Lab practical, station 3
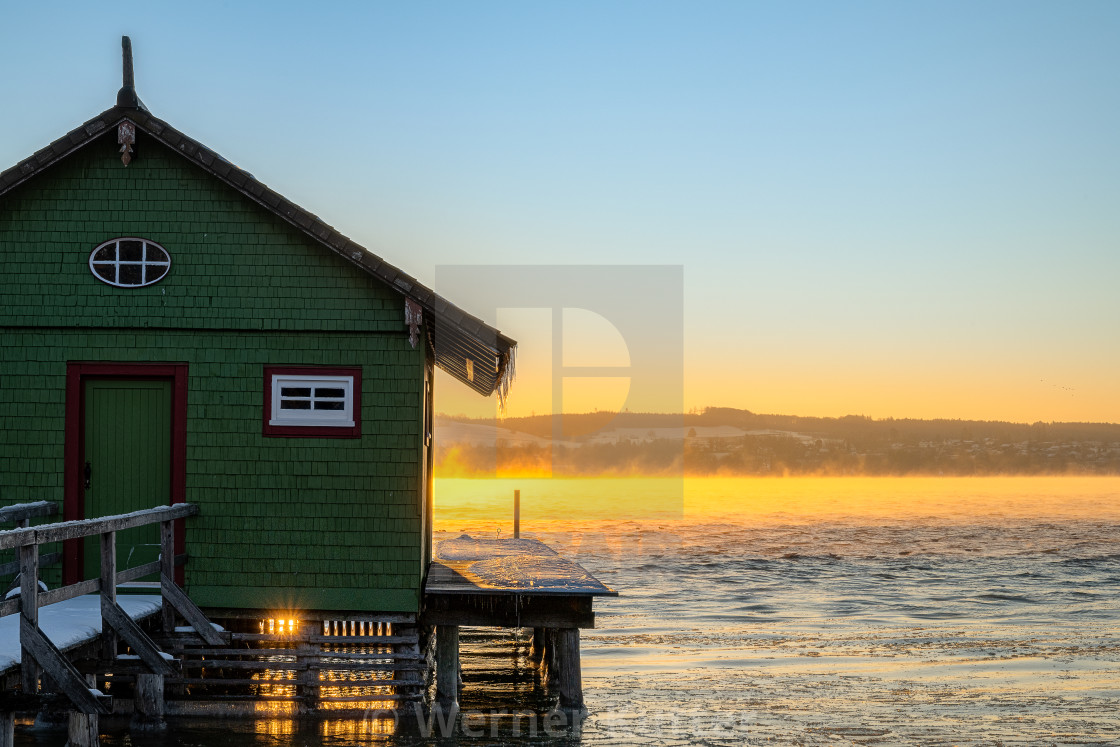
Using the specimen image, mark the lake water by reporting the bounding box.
[17,477,1120,745]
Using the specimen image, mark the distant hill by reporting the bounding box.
[434,408,1120,476]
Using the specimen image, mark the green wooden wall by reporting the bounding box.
[0,128,427,611]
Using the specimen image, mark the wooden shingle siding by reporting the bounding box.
[0,130,426,612]
[0,132,402,333]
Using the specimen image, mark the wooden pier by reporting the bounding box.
[2,506,616,744]
[422,535,617,716]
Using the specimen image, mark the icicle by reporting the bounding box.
[496,343,517,413]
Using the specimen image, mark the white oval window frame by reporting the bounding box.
[89,237,172,288]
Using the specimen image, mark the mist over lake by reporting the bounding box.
[19,480,1119,745]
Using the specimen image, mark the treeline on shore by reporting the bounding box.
[474,408,1120,445]
[434,409,1120,477]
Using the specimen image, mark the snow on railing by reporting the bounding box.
[1,502,61,593]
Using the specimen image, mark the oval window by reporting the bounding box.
[89,238,171,288]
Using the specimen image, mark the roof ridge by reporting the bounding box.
[0,102,516,403]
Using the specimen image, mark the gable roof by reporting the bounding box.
[0,95,516,405]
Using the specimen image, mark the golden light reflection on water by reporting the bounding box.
[249,631,404,722]
[251,702,395,738]
[320,713,397,737]
[316,699,395,712]
[251,665,297,698]
[252,699,298,723]
[434,475,1120,529]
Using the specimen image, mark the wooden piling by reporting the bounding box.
[555,628,585,716]
[67,675,100,747]
[435,625,459,706]
[0,711,14,747]
[531,627,546,660]
[296,641,319,707]
[131,674,165,731]
[546,628,560,688]
[514,490,520,539]
[67,711,98,747]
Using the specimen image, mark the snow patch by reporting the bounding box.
[173,622,225,633]
[5,580,49,599]
[117,651,175,661]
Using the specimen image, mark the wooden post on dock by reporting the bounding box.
[6,518,30,746]
[100,532,118,661]
[514,490,520,539]
[531,627,546,661]
[132,673,166,731]
[555,628,585,717]
[160,521,175,634]
[0,710,14,747]
[68,711,98,747]
[67,675,98,747]
[546,628,559,687]
[434,625,459,708]
[19,540,40,695]
[296,640,319,708]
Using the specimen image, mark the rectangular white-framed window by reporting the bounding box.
[271,375,354,427]
[263,367,361,438]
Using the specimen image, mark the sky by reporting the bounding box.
[2,1,1119,424]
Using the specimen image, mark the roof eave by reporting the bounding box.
[0,106,517,400]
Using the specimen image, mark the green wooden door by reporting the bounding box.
[83,380,172,581]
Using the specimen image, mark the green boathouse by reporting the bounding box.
[0,41,515,617]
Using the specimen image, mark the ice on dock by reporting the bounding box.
[438,535,558,562]
[469,555,599,590]
[429,534,615,596]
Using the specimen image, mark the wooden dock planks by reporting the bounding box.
[422,535,615,629]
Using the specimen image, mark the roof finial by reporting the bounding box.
[117,36,140,109]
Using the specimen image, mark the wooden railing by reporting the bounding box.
[0,501,56,525]
[0,501,60,590]
[0,502,220,716]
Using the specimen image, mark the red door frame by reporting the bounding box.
[64,362,189,586]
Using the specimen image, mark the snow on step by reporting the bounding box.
[173,622,225,633]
